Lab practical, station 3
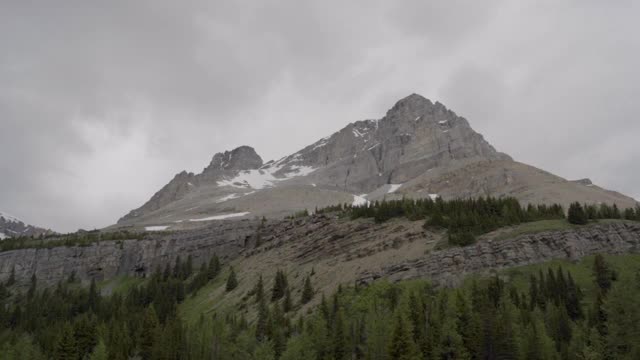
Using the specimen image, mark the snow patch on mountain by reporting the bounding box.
[189,212,250,222]
[216,193,241,203]
[217,164,317,190]
[0,211,22,224]
[352,194,369,206]
[388,184,402,193]
[145,225,170,231]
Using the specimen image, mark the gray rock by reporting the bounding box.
[357,222,640,285]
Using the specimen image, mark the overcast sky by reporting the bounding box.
[1,1,638,232]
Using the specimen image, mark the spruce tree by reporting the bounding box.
[333,311,348,360]
[255,297,270,341]
[565,272,583,320]
[54,323,78,360]
[301,275,314,305]
[592,254,616,294]
[226,267,238,292]
[89,339,108,360]
[568,202,588,225]
[139,306,160,360]
[255,275,265,304]
[207,254,221,280]
[73,314,97,356]
[283,288,292,313]
[271,270,288,301]
[388,312,420,360]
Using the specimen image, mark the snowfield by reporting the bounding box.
[189,212,250,222]
[217,164,317,190]
[352,194,369,206]
[145,225,170,231]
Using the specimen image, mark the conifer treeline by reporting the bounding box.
[0,254,221,359]
[0,229,147,252]
[319,197,640,246]
[1,253,639,359]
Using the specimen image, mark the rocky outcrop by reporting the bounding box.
[0,219,262,287]
[3,212,640,291]
[203,146,263,174]
[357,222,640,286]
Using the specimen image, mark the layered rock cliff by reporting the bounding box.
[2,215,639,290]
[358,221,640,285]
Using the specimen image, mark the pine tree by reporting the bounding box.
[388,312,420,360]
[568,202,588,225]
[333,311,348,360]
[255,275,265,304]
[54,323,78,360]
[593,254,616,294]
[603,273,640,358]
[271,270,288,301]
[89,339,108,360]
[207,254,221,280]
[73,314,97,356]
[301,275,314,305]
[254,340,276,360]
[139,306,160,360]
[565,272,584,320]
[256,296,270,341]
[225,267,238,292]
[283,288,292,313]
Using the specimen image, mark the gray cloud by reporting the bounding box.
[1,0,638,231]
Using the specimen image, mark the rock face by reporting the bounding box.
[2,212,640,290]
[358,222,640,286]
[0,219,262,287]
[203,146,264,173]
[115,94,637,229]
[0,211,53,239]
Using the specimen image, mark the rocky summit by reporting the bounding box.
[116,94,637,231]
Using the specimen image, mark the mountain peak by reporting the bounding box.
[386,93,451,120]
[205,146,263,173]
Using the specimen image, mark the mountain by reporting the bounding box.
[116,94,637,230]
[0,211,53,239]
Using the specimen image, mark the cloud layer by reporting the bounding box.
[1,1,638,231]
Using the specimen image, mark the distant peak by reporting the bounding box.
[205,145,263,172]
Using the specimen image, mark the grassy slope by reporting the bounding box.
[172,219,639,323]
[99,276,146,295]
[482,218,634,242]
[502,254,640,296]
